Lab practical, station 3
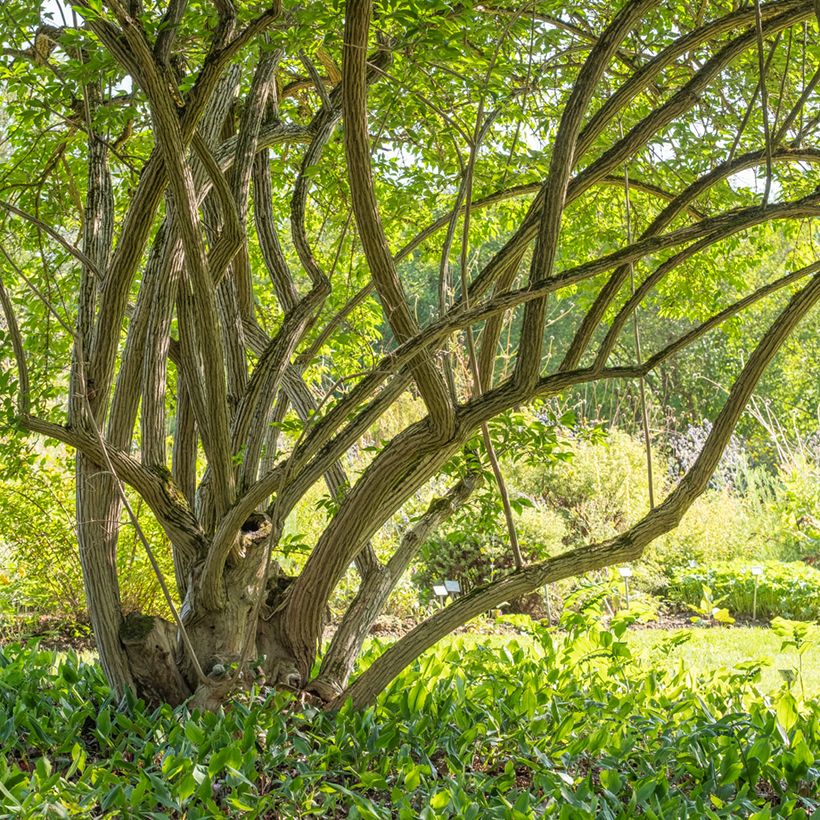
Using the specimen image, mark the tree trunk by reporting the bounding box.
[120,614,190,705]
[76,455,133,694]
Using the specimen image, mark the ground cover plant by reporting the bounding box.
[1,601,819,818]
[3,0,820,711]
[3,2,820,817]
[667,560,820,623]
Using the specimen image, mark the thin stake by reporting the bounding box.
[621,137,655,510]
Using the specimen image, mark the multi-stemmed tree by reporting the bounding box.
[1,0,820,708]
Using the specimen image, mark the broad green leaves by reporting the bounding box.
[2,605,820,816]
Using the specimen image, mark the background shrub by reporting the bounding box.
[666,560,820,622]
[3,424,819,625]
[0,446,175,624]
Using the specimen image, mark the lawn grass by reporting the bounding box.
[627,624,820,696]
[392,616,820,701]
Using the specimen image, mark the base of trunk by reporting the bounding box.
[118,573,306,708]
[120,613,192,706]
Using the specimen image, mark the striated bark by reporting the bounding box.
[4,0,819,710]
[120,614,191,706]
[311,471,481,698]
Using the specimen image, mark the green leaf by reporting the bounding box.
[429,790,450,810]
[776,693,799,733]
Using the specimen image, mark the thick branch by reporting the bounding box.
[343,0,454,438]
[312,470,481,696]
[20,415,204,564]
[514,0,659,390]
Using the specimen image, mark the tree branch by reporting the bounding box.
[0,266,29,416]
[340,270,820,708]
[342,0,454,438]
[514,0,660,390]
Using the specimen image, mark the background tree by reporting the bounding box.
[1,0,820,708]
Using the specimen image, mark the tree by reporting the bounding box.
[1,0,819,709]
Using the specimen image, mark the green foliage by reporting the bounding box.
[761,455,820,561]
[648,488,765,571]
[771,618,819,657]
[390,424,817,617]
[513,427,820,594]
[770,618,820,700]
[535,571,662,627]
[0,447,175,623]
[2,605,820,816]
[413,407,574,597]
[685,584,736,627]
[667,561,820,623]
[628,626,820,698]
[514,428,661,549]
[0,452,85,621]
[657,446,820,568]
[1,0,820,727]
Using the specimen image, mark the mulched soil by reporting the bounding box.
[0,615,96,653]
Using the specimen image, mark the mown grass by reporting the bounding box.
[628,625,820,697]
[446,618,820,697]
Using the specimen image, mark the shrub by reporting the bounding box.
[762,454,820,561]
[0,454,85,619]
[413,503,566,599]
[413,532,507,599]
[646,488,764,574]
[412,407,573,599]
[0,446,176,622]
[666,560,820,622]
[510,427,770,594]
[514,428,661,548]
[512,426,820,580]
